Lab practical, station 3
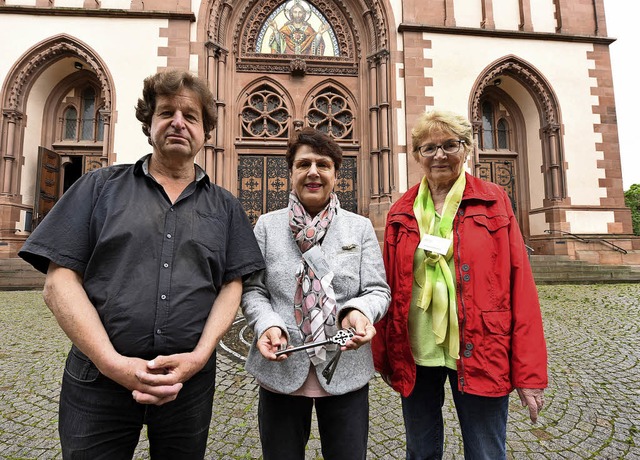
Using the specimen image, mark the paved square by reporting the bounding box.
[1,285,639,459]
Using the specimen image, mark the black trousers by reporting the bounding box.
[258,384,369,460]
[59,348,215,460]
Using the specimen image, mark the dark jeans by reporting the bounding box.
[402,366,508,460]
[258,384,369,460]
[59,348,216,460]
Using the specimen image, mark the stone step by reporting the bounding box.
[0,258,45,290]
[529,255,640,284]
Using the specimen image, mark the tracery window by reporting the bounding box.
[480,100,510,150]
[308,87,354,139]
[58,85,104,143]
[241,84,290,138]
[63,107,78,140]
[81,87,95,140]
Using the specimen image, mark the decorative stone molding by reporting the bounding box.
[4,35,112,113]
[235,61,358,76]
[471,55,558,126]
[2,110,24,124]
[289,58,307,76]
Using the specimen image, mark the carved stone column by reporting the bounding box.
[472,120,482,174]
[543,122,563,201]
[368,56,380,199]
[378,50,391,197]
[99,109,112,167]
[205,41,228,186]
[1,110,23,196]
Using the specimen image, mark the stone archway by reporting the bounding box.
[470,55,565,205]
[0,34,115,198]
[198,0,393,224]
[0,35,115,255]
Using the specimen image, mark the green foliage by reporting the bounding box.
[624,184,640,235]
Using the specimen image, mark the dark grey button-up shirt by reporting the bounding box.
[20,155,265,359]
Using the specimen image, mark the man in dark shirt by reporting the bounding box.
[19,70,265,459]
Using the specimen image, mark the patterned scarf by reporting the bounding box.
[289,190,339,364]
[413,171,466,360]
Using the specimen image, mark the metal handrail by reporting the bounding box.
[544,229,627,254]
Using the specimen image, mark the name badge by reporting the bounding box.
[302,245,332,279]
[418,234,451,256]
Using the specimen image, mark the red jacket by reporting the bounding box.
[372,174,548,397]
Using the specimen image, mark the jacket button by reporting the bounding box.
[458,209,464,216]
[463,350,472,358]
[462,274,470,282]
[461,264,470,272]
[465,342,473,350]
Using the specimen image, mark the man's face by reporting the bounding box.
[291,6,305,24]
[149,88,206,161]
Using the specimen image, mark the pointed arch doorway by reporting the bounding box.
[200,0,394,224]
[0,34,114,244]
[476,89,527,232]
[471,56,565,241]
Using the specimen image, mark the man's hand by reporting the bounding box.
[131,352,209,404]
[516,387,545,423]
[256,326,288,361]
[100,355,184,406]
[340,309,375,350]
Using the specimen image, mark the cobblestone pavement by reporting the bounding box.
[1,285,639,459]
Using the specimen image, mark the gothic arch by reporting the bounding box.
[471,55,560,127]
[236,0,358,59]
[0,34,116,199]
[3,34,114,113]
[203,0,388,57]
[470,55,566,203]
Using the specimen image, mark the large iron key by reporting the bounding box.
[274,327,355,357]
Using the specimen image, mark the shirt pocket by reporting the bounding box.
[470,214,510,232]
[481,309,512,335]
[192,210,227,253]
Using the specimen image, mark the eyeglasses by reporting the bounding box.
[293,159,334,172]
[417,140,465,157]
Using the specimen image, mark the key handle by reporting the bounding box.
[328,327,356,347]
[274,327,356,357]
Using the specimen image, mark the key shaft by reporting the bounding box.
[274,339,332,356]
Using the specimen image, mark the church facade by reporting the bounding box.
[0,0,635,264]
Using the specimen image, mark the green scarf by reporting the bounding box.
[413,171,466,360]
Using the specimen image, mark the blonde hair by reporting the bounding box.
[410,110,474,161]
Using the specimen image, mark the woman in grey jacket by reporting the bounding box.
[242,128,390,460]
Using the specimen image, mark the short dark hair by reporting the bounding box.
[135,69,218,141]
[285,127,343,171]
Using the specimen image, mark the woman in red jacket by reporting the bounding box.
[371,110,547,460]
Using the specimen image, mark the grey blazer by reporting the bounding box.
[241,205,390,395]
